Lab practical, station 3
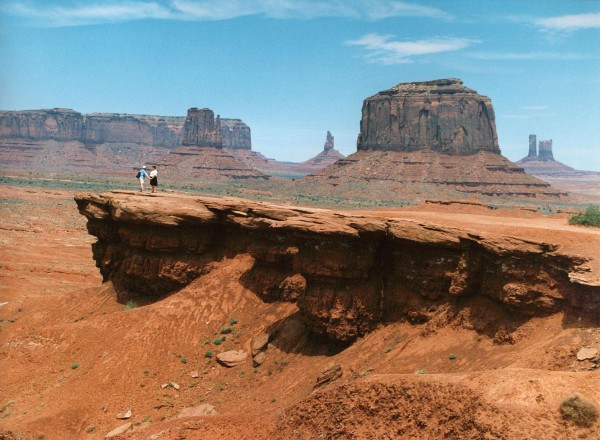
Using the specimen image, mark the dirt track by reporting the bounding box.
[0,185,598,439]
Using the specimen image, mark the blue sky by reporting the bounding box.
[1,1,599,170]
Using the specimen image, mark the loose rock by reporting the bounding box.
[253,351,267,367]
[177,403,218,418]
[251,333,270,356]
[315,364,343,389]
[216,350,248,367]
[576,347,598,361]
[116,409,131,419]
[105,422,132,438]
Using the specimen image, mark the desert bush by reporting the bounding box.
[560,394,599,427]
[221,326,234,334]
[213,338,223,345]
[205,351,213,358]
[569,206,600,228]
[123,300,138,310]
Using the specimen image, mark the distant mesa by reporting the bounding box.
[307,79,566,201]
[0,108,253,174]
[357,78,499,155]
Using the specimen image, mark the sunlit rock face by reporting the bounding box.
[357,79,500,155]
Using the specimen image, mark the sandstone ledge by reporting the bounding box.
[75,191,600,341]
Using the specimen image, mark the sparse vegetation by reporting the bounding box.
[560,394,599,427]
[123,300,138,310]
[71,363,79,369]
[569,206,600,228]
[180,358,187,364]
[417,369,428,375]
[230,318,238,325]
[449,353,456,360]
[385,346,392,353]
[213,338,223,345]
[205,351,213,358]
[221,326,234,334]
[85,425,95,433]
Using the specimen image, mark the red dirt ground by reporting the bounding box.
[0,185,598,439]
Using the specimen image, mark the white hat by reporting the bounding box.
[142,165,146,168]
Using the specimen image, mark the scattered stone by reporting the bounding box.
[177,403,218,418]
[105,422,132,438]
[190,370,199,378]
[116,409,131,419]
[314,364,343,389]
[253,351,267,367]
[251,333,270,356]
[216,350,248,367]
[576,347,598,361]
[161,381,180,390]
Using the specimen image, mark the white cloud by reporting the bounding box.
[536,12,600,31]
[347,33,477,64]
[3,1,173,26]
[2,0,453,26]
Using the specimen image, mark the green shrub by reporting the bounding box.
[221,326,234,334]
[71,363,79,369]
[569,206,600,228]
[560,394,599,427]
[230,318,238,325]
[205,351,213,358]
[180,358,187,364]
[213,338,223,345]
[123,300,138,310]
[449,353,456,360]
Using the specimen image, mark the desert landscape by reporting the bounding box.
[2,2,600,439]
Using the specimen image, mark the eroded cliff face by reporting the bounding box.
[75,192,599,342]
[357,79,500,155]
[0,108,252,150]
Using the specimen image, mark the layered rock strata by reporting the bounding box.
[305,150,566,200]
[0,108,252,150]
[75,192,599,343]
[181,108,222,148]
[357,79,499,154]
[221,118,252,150]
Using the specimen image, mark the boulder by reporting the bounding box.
[105,422,132,438]
[251,333,271,356]
[216,350,248,367]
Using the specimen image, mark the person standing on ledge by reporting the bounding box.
[137,165,149,192]
[149,165,158,193]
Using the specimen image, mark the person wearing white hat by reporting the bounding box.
[137,165,149,191]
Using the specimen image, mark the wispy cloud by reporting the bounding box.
[2,0,453,26]
[520,106,547,111]
[347,33,478,64]
[536,12,600,31]
[466,51,589,61]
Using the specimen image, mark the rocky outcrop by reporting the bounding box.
[324,130,334,151]
[181,108,222,148]
[357,79,499,155]
[0,109,85,141]
[0,108,185,147]
[0,108,253,150]
[221,118,251,150]
[75,192,599,343]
